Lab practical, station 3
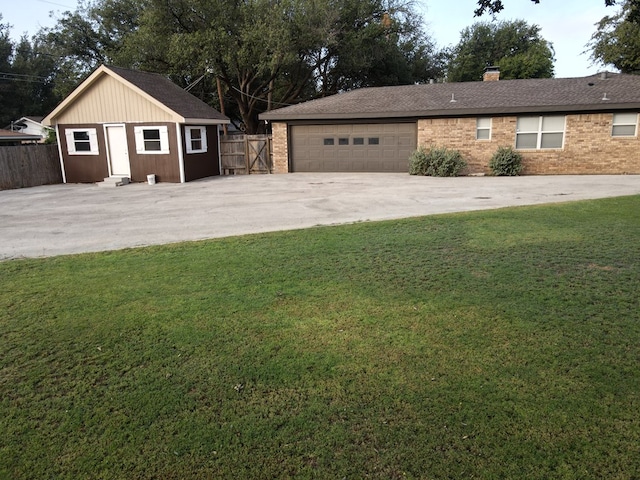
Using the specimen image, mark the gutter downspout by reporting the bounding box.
[54,124,67,183]
[176,123,185,183]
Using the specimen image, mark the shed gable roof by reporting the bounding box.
[44,65,229,125]
[260,73,640,121]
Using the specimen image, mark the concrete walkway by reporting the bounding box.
[1,173,638,259]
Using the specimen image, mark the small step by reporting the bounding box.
[98,176,130,187]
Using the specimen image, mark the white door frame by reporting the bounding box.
[104,123,131,177]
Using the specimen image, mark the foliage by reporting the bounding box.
[589,0,640,74]
[35,0,446,134]
[1,196,640,478]
[36,0,143,98]
[447,20,555,82]
[489,146,524,176]
[408,145,467,176]
[474,0,619,17]
[0,16,60,126]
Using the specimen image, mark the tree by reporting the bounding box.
[474,0,618,17]
[589,0,640,73]
[446,20,554,82]
[125,0,445,132]
[37,0,143,98]
[0,16,60,127]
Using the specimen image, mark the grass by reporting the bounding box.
[1,195,639,479]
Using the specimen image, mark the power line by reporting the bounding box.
[230,85,295,107]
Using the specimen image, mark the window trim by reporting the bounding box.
[612,113,638,137]
[65,128,99,155]
[185,126,208,154]
[134,126,170,154]
[515,115,565,150]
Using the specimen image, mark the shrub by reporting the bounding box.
[489,146,523,176]
[408,146,467,177]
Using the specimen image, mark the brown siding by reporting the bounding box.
[126,122,181,183]
[417,113,640,175]
[183,125,220,181]
[59,123,109,183]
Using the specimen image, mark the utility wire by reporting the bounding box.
[230,85,295,107]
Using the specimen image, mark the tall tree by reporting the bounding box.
[0,16,60,126]
[124,0,444,132]
[589,0,640,73]
[37,0,143,97]
[446,20,555,82]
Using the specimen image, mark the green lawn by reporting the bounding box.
[1,196,639,479]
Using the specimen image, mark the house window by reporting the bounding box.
[65,128,99,155]
[186,126,208,153]
[516,116,565,149]
[476,118,491,140]
[323,138,335,146]
[612,113,638,137]
[134,126,170,154]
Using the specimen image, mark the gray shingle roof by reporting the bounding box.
[107,66,228,121]
[260,73,640,121]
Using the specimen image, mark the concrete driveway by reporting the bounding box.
[1,173,639,259]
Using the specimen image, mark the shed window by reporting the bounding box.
[186,126,208,153]
[612,113,638,137]
[476,118,491,140]
[65,128,99,155]
[516,116,565,149]
[134,126,170,154]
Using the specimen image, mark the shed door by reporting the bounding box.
[106,125,131,177]
[290,123,417,172]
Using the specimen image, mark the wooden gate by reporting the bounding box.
[220,134,272,174]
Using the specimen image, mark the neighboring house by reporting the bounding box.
[43,65,230,183]
[0,130,42,145]
[260,69,640,175]
[5,116,52,142]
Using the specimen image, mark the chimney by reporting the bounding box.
[483,66,500,82]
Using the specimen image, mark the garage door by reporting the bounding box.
[290,123,417,172]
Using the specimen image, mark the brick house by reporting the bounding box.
[260,69,640,175]
[43,65,229,184]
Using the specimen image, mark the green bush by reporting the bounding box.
[489,146,523,176]
[408,146,467,177]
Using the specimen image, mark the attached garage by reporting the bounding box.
[290,123,417,172]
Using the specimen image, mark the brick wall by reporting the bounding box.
[417,113,640,175]
[271,122,289,173]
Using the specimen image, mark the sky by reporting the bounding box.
[1,0,620,78]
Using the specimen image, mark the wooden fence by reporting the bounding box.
[220,134,272,174]
[0,144,62,190]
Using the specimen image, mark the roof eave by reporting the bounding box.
[183,118,231,125]
[260,102,640,122]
